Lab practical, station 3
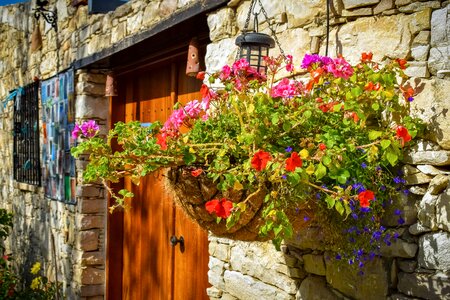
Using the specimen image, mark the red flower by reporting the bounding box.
[251,150,271,171]
[200,84,209,99]
[396,126,412,146]
[319,143,327,151]
[196,71,205,81]
[285,152,303,172]
[361,52,373,63]
[205,198,233,219]
[358,190,375,208]
[396,58,407,70]
[156,133,167,150]
[364,81,374,91]
[191,168,203,177]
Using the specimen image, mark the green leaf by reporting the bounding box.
[271,114,279,125]
[274,224,283,237]
[386,151,398,166]
[380,139,391,149]
[182,148,196,165]
[315,163,327,180]
[351,86,363,97]
[303,110,312,119]
[337,169,350,184]
[282,121,292,132]
[368,130,382,140]
[322,156,332,166]
[288,172,301,185]
[335,201,344,215]
[372,103,380,111]
[325,196,335,209]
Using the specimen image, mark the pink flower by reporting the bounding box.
[285,55,294,72]
[220,65,231,81]
[325,57,354,79]
[80,120,99,138]
[184,100,202,118]
[271,78,303,99]
[72,124,82,139]
[232,58,250,75]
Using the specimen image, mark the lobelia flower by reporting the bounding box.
[205,198,233,219]
[285,152,303,172]
[251,150,271,171]
[358,190,375,208]
[80,120,99,138]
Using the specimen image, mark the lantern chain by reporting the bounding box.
[256,0,285,58]
[236,0,257,60]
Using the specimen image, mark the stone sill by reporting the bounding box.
[13,182,43,193]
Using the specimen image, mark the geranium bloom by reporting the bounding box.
[396,58,407,70]
[72,123,82,139]
[358,190,375,207]
[285,152,303,172]
[156,133,167,150]
[325,57,354,79]
[396,126,412,146]
[271,78,302,99]
[191,168,203,177]
[361,52,373,63]
[80,120,99,138]
[285,54,294,72]
[251,150,271,171]
[301,54,332,69]
[220,65,231,81]
[205,198,233,218]
[184,100,202,118]
[319,143,327,151]
[196,71,205,80]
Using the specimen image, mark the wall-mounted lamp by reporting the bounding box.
[34,0,57,31]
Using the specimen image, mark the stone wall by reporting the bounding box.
[206,0,450,299]
[0,0,197,298]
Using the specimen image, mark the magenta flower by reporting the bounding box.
[232,58,250,75]
[72,124,82,139]
[271,78,303,99]
[220,65,231,81]
[325,57,354,79]
[184,100,202,118]
[80,120,99,138]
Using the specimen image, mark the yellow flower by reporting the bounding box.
[299,149,309,159]
[31,277,41,290]
[30,262,41,275]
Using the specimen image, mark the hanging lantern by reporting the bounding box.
[235,32,275,74]
[234,0,277,74]
[105,73,117,97]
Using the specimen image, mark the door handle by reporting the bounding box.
[170,235,185,253]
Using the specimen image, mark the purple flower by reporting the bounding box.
[361,162,367,169]
[393,176,403,184]
[303,216,310,221]
[281,175,287,179]
[403,189,410,195]
[380,185,386,191]
[80,120,99,138]
[285,146,293,153]
[348,259,354,265]
[72,124,82,139]
[351,213,358,220]
[301,54,322,69]
[394,209,402,216]
[372,231,382,240]
[408,96,414,102]
[375,166,382,171]
[358,261,364,268]
[360,207,371,213]
[397,216,405,225]
[335,254,342,260]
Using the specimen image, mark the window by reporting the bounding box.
[13,81,41,186]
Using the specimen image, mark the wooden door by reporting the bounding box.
[107,57,210,300]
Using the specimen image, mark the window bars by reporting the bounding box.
[13,81,41,186]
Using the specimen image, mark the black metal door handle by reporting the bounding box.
[170,235,185,252]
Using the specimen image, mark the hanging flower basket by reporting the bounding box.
[72,52,424,263]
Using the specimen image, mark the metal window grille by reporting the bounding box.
[13,81,41,186]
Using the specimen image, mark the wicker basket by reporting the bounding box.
[165,166,315,241]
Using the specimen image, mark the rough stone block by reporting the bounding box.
[430,6,449,47]
[76,215,104,230]
[404,172,433,185]
[208,256,225,289]
[77,200,106,214]
[82,251,105,266]
[223,270,293,300]
[411,45,430,61]
[436,187,450,231]
[397,259,417,273]
[286,0,326,28]
[404,151,450,166]
[418,192,439,230]
[80,284,105,297]
[409,8,432,35]
[427,175,449,195]
[374,0,394,15]
[75,95,109,120]
[303,254,326,276]
[380,239,418,258]
[398,1,441,13]
[325,257,388,300]
[428,46,450,75]
[76,230,100,251]
[342,7,373,17]
[298,276,337,300]
[207,8,237,42]
[81,267,104,285]
[398,272,450,300]
[412,30,431,46]
[342,0,380,9]
[418,232,450,270]
[409,222,432,235]
[417,165,450,176]
[404,61,430,78]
